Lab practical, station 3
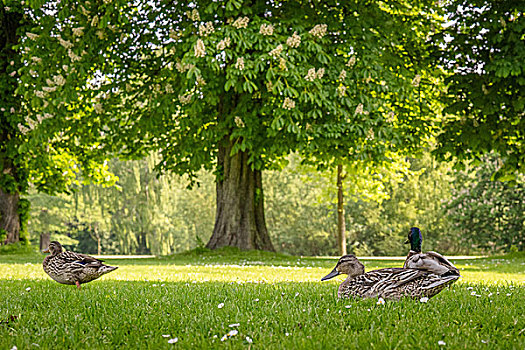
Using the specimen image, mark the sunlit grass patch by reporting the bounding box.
[1,250,524,349]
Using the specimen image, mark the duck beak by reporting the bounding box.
[321,267,340,281]
[42,248,50,253]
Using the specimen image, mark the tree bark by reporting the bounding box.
[206,137,275,251]
[337,164,347,256]
[40,233,50,251]
[0,188,20,244]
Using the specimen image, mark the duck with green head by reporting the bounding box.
[322,254,459,300]
[403,227,460,277]
[43,241,118,289]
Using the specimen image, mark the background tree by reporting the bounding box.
[435,1,525,179]
[20,0,443,250]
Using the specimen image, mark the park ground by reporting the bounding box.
[1,249,524,349]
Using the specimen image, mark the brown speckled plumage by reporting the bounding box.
[322,255,459,300]
[43,241,118,288]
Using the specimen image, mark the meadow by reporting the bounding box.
[1,249,524,349]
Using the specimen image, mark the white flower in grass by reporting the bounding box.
[227,330,238,336]
[221,335,227,341]
[229,323,240,327]
[217,302,225,309]
[344,305,352,309]
[254,298,259,302]
[438,340,446,346]
[25,287,31,291]
[286,32,301,48]
[466,286,473,290]
[285,332,290,336]
[419,297,429,303]
[162,334,170,338]
[194,39,206,58]
[376,297,385,305]
[10,346,17,350]
[167,338,178,344]
[246,336,253,343]
[309,24,327,38]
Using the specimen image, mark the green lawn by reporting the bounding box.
[1,249,524,349]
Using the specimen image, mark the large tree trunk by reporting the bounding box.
[206,137,275,251]
[0,188,20,244]
[337,164,347,255]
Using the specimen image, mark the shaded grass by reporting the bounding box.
[1,249,524,349]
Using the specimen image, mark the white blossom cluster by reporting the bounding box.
[31,56,42,64]
[169,29,181,40]
[93,103,104,114]
[72,27,84,37]
[80,5,90,16]
[196,76,206,86]
[279,57,287,71]
[282,97,295,110]
[234,116,245,128]
[269,44,283,58]
[91,15,99,27]
[217,37,231,50]
[26,32,39,40]
[194,39,206,57]
[165,84,174,93]
[179,93,193,105]
[186,9,200,21]
[355,103,364,115]
[309,24,327,38]
[58,36,74,49]
[412,74,421,87]
[266,81,273,92]
[96,30,105,40]
[175,61,195,73]
[286,32,301,48]
[259,23,274,35]
[68,49,81,62]
[346,56,356,67]
[42,86,57,92]
[339,69,347,81]
[232,17,250,29]
[53,75,66,86]
[235,57,245,70]
[199,22,215,36]
[337,85,347,97]
[305,68,324,81]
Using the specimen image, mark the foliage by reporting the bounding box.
[1,254,524,349]
[445,155,525,253]
[434,1,525,178]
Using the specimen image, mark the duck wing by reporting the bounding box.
[354,268,429,298]
[405,252,460,276]
[56,251,105,268]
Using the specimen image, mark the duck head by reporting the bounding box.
[42,241,63,255]
[405,227,422,253]
[321,254,365,281]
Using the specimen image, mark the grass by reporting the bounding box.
[1,249,524,349]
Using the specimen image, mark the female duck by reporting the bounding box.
[321,254,459,300]
[43,241,118,289]
[403,227,460,276]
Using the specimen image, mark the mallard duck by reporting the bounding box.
[43,241,118,289]
[321,255,459,300]
[403,227,460,276]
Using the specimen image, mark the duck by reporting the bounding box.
[42,241,118,289]
[321,254,459,300]
[403,227,460,277]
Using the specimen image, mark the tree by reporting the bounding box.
[434,1,525,179]
[20,0,443,250]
